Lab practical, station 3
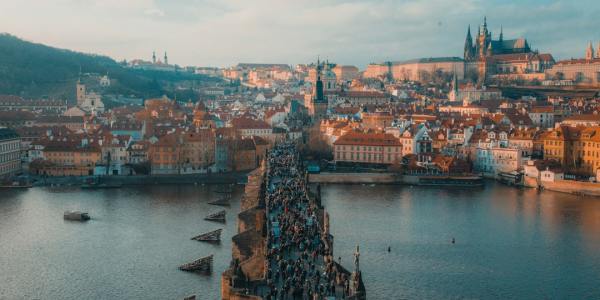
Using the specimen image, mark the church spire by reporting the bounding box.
[596,42,600,59]
[464,25,473,60]
[586,41,595,60]
[499,25,503,42]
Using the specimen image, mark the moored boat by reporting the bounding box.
[64,211,91,221]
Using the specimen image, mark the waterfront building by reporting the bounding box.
[127,141,150,165]
[179,129,216,173]
[333,131,402,165]
[95,135,132,176]
[34,140,101,176]
[508,128,541,158]
[232,138,257,171]
[0,128,21,179]
[473,145,522,176]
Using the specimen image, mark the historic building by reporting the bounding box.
[464,17,554,81]
[333,131,402,165]
[305,61,329,120]
[0,128,21,179]
[365,57,464,82]
[545,42,600,86]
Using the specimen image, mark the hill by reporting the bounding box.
[0,33,220,101]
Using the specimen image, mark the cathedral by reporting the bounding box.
[464,16,532,61]
[462,17,554,82]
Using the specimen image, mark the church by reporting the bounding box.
[463,17,554,81]
[464,17,531,61]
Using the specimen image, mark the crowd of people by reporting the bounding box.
[262,143,352,300]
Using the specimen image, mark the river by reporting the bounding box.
[321,182,600,299]
[1,183,600,299]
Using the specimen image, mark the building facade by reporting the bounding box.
[0,128,21,179]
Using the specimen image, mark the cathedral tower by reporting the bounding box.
[586,42,595,60]
[464,25,474,60]
[76,80,86,106]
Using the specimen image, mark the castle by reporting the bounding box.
[463,17,554,81]
[464,17,531,61]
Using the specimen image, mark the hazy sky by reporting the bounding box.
[1,0,599,68]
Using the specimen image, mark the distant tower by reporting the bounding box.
[311,61,328,120]
[586,42,595,60]
[486,42,493,56]
[596,42,600,59]
[464,25,474,60]
[499,25,503,42]
[76,80,86,106]
[152,51,156,64]
[164,52,168,65]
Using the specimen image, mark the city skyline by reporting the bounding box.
[1,0,600,68]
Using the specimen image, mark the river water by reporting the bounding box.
[1,183,600,299]
[321,182,600,299]
[0,185,241,300]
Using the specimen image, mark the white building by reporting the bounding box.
[528,106,554,128]
[473,145,522,176]
[80,92,105,114]
[0,128,21,179]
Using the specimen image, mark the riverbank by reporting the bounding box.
[524,176,600,197]
[308,172,484,187]
[28,172,249,187]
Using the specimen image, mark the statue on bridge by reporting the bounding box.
[354,245,360,273]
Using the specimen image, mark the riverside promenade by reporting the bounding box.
[221,143,365,300]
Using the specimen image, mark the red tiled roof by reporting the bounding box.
[334,131,401,146]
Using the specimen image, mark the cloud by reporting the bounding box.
[0,0,599,68]
[144,8,165,17]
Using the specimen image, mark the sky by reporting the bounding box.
[1,0,599,68]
